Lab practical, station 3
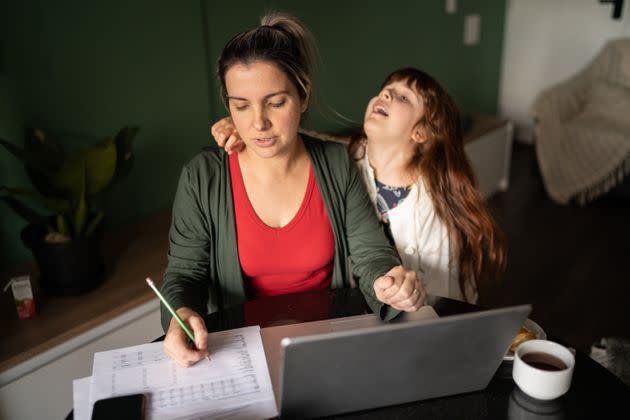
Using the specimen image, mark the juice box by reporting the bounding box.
[4,275,37,319]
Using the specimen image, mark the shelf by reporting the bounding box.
[0,211,171,375]
[464,115,509,145]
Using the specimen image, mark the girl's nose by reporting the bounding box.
[380,89,391,101]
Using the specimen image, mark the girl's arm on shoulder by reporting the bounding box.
[298,128,351,145]
[300,128,369,161]
[210,116,245,154]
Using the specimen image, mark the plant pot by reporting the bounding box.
[21,221,105,296]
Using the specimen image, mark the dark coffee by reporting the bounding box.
[521,352,568,371]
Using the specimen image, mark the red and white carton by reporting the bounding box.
[3,275,37,319]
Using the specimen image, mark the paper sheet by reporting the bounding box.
[88,326,277,420]
[72,376,92,420]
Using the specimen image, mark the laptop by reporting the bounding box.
[260,304,531,418]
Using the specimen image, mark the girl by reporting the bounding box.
[213,67,506,305]
[162,14,424,367]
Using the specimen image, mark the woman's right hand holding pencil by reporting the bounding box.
[164,307,209,367]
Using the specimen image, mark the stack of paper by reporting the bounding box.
[73,326,278,420]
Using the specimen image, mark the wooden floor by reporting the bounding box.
[485,142,630,352]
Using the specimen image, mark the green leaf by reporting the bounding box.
[57,214,71,236]
[2,132,62,175]
[0,195,45,224]
[73,162,88,237]
[45,153,85,198]
[85,136,117,196]
[0,186,72,214]
[26,168,68,199]
[85,210,104,237]
[0,137,26,162]
[17,127,69,197]
[4,125,138,238]
[23,127,64,172]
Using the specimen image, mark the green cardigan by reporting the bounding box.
[160,136,401,331]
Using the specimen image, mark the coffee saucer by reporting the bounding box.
[504,318,546,361]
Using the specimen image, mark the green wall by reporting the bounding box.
[1,1,211,269]
[0,74,28,269]
[0,0,28,269]
[0,0,506,269]
[206,0,507,129]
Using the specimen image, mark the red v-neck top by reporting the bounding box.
[229,152,334,299]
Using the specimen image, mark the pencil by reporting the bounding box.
[145,277,210,361]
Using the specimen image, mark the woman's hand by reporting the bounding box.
[210,116,245,154]
[373,265,426,312]
[163,307,209,367]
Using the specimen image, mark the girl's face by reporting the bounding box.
[225,60,308,159]
[363,79,425,144]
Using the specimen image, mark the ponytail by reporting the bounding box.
[217,12,317,105]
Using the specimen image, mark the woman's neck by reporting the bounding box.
[240,137,308,182]
[366,137,416,187]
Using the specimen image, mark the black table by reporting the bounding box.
[202,288,630,419]
[69,289,629,419]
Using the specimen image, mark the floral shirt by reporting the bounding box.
[374,178,412,223]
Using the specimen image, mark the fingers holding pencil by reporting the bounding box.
[146,277,210,367]
[164,307,209,367]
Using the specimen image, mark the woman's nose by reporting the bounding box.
[380,89,391,101]
[253,108,270,131]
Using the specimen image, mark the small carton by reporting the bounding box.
[3,275,37,319]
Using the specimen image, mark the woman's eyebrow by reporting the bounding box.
[227,90,289,102]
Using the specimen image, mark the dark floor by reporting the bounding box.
[485,142,630,353]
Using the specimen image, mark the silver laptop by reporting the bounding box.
[260,304,531,418]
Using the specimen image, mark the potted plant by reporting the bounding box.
[0,125,138,296]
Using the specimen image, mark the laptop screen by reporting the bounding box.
[264,304,530,418]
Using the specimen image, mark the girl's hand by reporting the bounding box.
[163,307,209,367]
[373,265,426,312]
[210,117,245,154]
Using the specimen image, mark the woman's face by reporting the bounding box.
[363,79,425,144]
[225,60,307,159]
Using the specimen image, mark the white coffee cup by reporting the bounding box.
[512,339,575,400]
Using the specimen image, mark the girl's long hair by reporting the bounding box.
[355,68,506,301]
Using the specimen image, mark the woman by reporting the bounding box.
[213,68,506,305]
[161,13,425,367]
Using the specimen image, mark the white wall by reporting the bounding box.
[499,0,630,142]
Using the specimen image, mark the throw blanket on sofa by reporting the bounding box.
[531,38,630,204]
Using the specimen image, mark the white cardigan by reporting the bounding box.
[356,147,477,303]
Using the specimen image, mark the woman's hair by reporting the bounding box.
[354,67,506,301]
[217,12,316,105]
